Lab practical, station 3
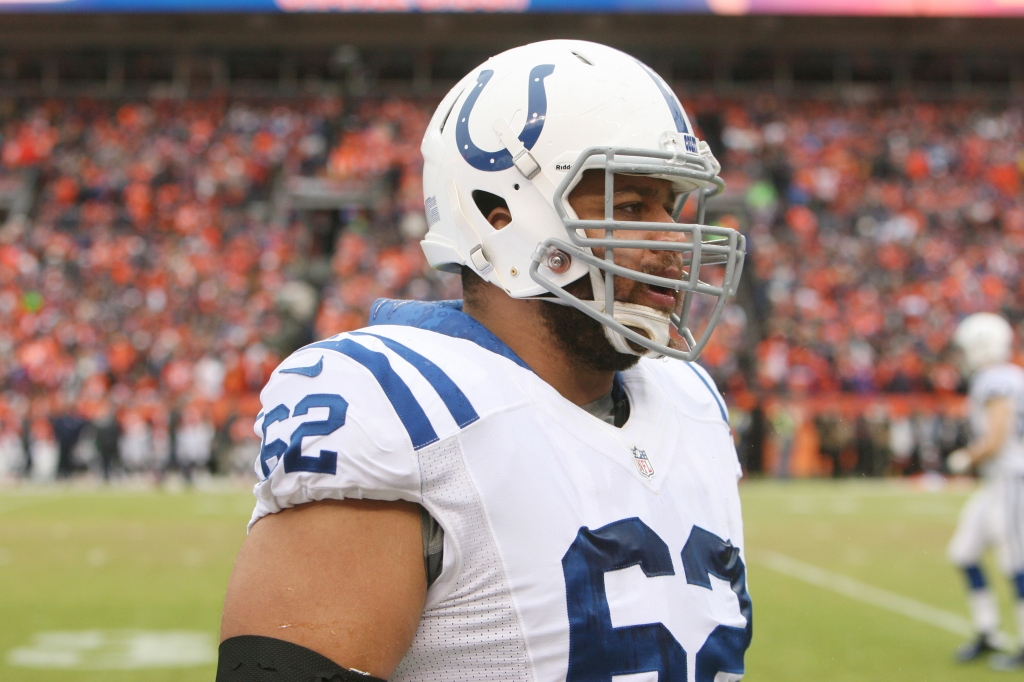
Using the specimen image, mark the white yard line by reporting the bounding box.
[757,551,973,637]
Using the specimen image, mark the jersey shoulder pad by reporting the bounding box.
[253,324,522,516]
[252,330,469,526]
[638,358,730,426]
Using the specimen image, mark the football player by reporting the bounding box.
[217,40,750,682]
[946,312,1024,669]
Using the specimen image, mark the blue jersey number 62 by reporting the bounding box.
[258,394,349,478]
[562,517,752,682]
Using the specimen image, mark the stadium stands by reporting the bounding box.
[1,91,1020,479]
[0,96,452,479]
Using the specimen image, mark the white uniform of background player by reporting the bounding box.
[220,40,750,682]
[947,313,1024,668]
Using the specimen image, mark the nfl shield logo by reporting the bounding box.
[631,446,655,479]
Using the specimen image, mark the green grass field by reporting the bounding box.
[0,479,1019,681]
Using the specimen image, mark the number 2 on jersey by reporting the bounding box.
[562,518,751,682]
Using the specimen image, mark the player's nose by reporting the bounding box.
[638,203,684,243]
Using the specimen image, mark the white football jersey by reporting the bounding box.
[970,363,1024,478]
[251,299,751,682]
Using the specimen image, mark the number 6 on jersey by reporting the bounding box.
[563,518,751,682]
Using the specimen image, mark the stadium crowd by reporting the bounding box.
[1,92,1022,480]
[0,96,454,482]
[698,97,1024,399]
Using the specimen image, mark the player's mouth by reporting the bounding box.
[637,266,682,311]
[642,283,678,310]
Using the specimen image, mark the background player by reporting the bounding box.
[947,312,1024,670]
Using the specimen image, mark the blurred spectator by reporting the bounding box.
[29,418,57,481]
[48,400,88,478]
[0,418,25,479]
[211,413,237,475]
[153,409,173,477]
[939,405,970,472]
[93,401,121,482]
[175,404,213,484]
[730,395,767,475]
[119,411,151,474]
[742,400,767,475]
[769,402,799,478]
[228,416,261,475]
[854,415,874,476]
[815,410,849,477]
[914,412,942,473]
[888,411,916,474]
[862,405,891,476]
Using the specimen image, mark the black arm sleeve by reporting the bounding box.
[216,635,386,682]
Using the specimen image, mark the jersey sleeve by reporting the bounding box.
[972,366,1024,405]
[248,340,423,530]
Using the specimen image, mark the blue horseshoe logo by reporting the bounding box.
[456,64,555,172]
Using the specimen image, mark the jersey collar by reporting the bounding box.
[369,299,532,371]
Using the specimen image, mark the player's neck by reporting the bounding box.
[463,290,615,407]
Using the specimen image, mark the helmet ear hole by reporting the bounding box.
[472,190,511,228]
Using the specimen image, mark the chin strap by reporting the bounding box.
[584,266,671,358]
[604,303,672,356]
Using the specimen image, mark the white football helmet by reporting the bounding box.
[954,312,1013,372]
[420,39,744,361]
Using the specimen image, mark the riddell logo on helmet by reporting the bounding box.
[555,163,572,171]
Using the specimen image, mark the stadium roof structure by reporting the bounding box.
[0,13,1022,97]
[0,12,1022,51]
[2,0,1024,15]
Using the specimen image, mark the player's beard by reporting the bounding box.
[538,275,641,373]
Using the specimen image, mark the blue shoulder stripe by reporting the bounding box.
[685,363,729,424]
[307,338,439,450]
[352,332,480,429]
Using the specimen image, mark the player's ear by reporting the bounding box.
[487,207,512,230]
[472,190,511,230]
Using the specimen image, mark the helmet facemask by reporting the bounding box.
[529,142,746,363]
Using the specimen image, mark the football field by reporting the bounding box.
[0,479,1018,681]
